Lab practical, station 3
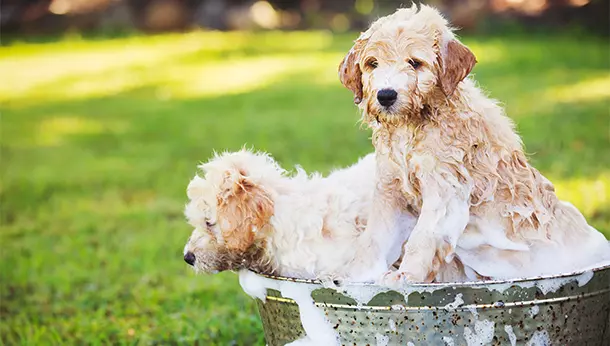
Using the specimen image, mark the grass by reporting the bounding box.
[1,30,609,345]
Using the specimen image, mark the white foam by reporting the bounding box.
[443,293,464,310]
[339,285,392,306]
[587,258,610,269]
[339,267,597,315]
[375,333,389,346]
[400,285,446,304]
[443,336,455,346]
[285,337,314,346]
[534,271,593,294]
[463,319,495,346]
[238,270,340,346]
[504,325,517,346]
[576,270,594,286]
[466,305,479,318]
[529,305,540,318]
[526,330,550,346]
[238,270,267,300]
[340,283,442,306]
[388,318,396,332]
[489,270,595,295]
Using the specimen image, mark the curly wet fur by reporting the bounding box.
[183,149,419,282]
[339,5,610,283]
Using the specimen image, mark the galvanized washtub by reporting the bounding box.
[246,264,610,346]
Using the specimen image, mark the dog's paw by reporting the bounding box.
[379,267,434,287]
[378,270,418,288]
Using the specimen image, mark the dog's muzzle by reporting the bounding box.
[377,89,398,107]
[184,251,196,266]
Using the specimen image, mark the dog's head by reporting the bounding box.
[339,5,477,125]
[183,150,283,274]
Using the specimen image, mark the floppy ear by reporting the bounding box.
[338,38,368,104]
[216,169,274,252]
[437,38,477,97]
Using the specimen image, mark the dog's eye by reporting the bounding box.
[365,58,378,70]
[206,221,216,228]
[408,59,422,69]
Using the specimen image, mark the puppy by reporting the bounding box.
[338,5,610,283]
[182,149,418,282]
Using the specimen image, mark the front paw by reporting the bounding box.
[378,270,418,288]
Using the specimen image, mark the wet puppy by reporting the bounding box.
[339,5,610,284]
[183,149,418,282]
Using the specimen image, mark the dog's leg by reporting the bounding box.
[364,159,416,280]
[383,156,471,284]
[365,190,409,276]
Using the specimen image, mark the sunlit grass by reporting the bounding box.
[545,75,610,103]
[2,53,346,102]
[1,31,608,345]
[34,116,124,146]
[0,31,337,103]
[553,174,610,231]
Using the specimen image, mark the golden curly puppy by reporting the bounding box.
[339,5,610,284]
[182,149,420,283]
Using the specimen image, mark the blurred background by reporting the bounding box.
[1,0,608,344]
[2,0,609,34]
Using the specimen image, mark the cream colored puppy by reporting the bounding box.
[182,149,418,282]
[339,5,610,284]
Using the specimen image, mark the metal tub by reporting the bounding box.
[253,264,610,345]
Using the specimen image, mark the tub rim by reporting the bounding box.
[253,263,610,288]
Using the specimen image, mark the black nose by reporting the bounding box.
[184,252,196,266]
[377,89,397,107]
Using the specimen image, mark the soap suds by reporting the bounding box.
[339,285,392,306]
[463,298,494,346]
[286,337,315,346]
[238,270,267,300]
[443,336,455,346]
[526,330,550,346]
[489,269,596,295]
[463,320,495,346]
[238,270,340,346]
[388,318,396,332]
[504,325,517,346]
[466,305,479,318]
[528,305,540,318]
[443,293,464,310]
[340,284,446,306]
[535,271,594,294]
[576,270,594,286]
[375,333,389,346]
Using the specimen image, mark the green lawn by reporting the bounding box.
[1,31,609,345]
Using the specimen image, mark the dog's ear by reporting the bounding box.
[339,38,367,105]
[216,169,274,252]
[437,38,477,97]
